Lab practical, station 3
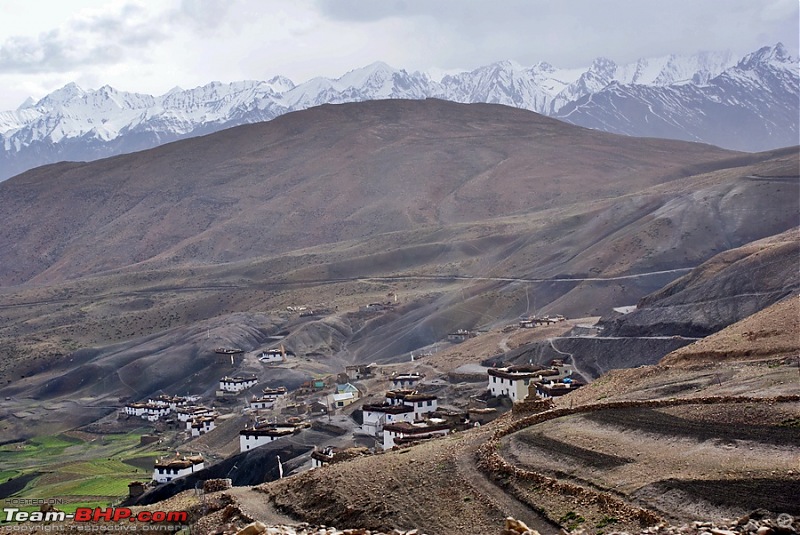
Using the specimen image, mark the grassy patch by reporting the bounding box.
[0,469,20,482]
[60,459,139,476]
[29,474,136,498]
[596,516,618,528]
[0,430,163,508]
[558,511,586,531]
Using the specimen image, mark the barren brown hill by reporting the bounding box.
[661,294,800,365]
[603,227,800,337]
[1,100,797,443]
[0,98,760,285]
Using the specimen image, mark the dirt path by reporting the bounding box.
[548,337,589,382]
[225,486,297,525]
[452,432,560,535]
[498,335,511,353]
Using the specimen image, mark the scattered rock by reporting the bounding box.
[235,521,267,535]
[503,516,540,535]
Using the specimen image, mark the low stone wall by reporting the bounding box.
[203,479,233,493]
[511,398,554,415]
[477,395,800,528]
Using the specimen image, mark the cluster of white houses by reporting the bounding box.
[143,354,587,482]
[124,395,197,421]
[361,372,449,450]
[123,395,219,437]
[124,395,188,421]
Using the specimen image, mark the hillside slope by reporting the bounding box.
[0,99,748,285]
[603,227,800,337]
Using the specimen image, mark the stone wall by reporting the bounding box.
[476,395,800,528]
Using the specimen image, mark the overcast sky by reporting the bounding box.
[0,0,797,110]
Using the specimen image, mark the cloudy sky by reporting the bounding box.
[0,0,797,110]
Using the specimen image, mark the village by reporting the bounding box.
[117,309,583,494]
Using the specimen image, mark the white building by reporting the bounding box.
[250,395,277,410]
[361,403,415,436]
[383,420,450,450]
[189,416,216,437]
[239,424,296,453]
[390,373,423,390]
[261,386,288,397]
[401,393,438,420]
[536,378,584,399]
[384,389,414,406]
[152,454,204,483]
[176,406,215,422]
[124,403,148,417]
[259,349,285,363]
[144,404,171,422]
[487,366,558,402]
[219,375,258,393]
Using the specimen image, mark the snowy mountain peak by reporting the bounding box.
[337,61,398,88]
[37,82,86,106]
[737,42,795,70]
[589,57,617,76]
[532,61,556,74]
[17,97,35,110]
[266,75,295,92]
[1,43,795,182]
[492,59,526,71]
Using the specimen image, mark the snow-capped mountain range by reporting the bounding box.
[1,43,796,182]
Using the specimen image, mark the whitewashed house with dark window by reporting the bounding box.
[152,454,204,483]
[239,423,297,453]
[383,420,450,450]
[219,375,258,393]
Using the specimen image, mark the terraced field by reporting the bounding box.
[500,401,800,523]
[0,431,171,513]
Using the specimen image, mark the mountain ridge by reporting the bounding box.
[0,43,795,181]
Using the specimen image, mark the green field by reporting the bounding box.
[0,430,171,512]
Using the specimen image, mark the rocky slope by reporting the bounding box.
[603,227,800,338]
[240,297,800,534]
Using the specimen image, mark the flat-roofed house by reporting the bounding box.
[176,406,215,422]
[383,420,450,450]
[189,416,217,437]
[487,366,558,402]
[239,423,297,453]
[390,373,423,390]
[152,454,204,483]
[219,375,258,393]
[361,403,415,436]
